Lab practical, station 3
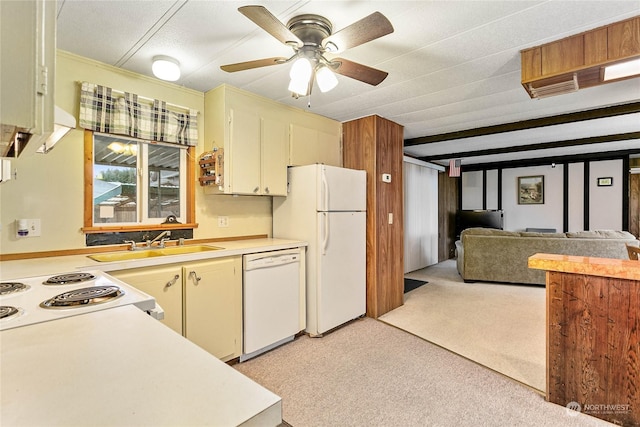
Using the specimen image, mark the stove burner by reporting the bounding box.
[40,285,123,308]
[0,305,20,320]
[43,272,96,285]
[0,282,30,295]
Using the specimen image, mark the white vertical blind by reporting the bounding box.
[403,159,440,273]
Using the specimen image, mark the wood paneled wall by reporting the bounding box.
[438,172,459,261]
[547,271,640,426]
[631,174,639,238]
[343,115,404,318]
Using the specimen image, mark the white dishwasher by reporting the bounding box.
[241,248,301,362]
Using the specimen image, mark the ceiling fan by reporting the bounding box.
[220,5,394,96]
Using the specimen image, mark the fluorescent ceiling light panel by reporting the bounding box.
[603,58,640,81]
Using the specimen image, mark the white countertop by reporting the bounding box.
[1,238,306,426]
[1,305,281,426]
[0,238,307,280]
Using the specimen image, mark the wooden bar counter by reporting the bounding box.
[529,253,640,426]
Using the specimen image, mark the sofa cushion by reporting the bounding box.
[519,231,567,238]
[566,230,636,239]
[461,227,520,237]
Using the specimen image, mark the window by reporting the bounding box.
[85,131,196,231]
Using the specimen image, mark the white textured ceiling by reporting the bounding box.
[55,0,640,166]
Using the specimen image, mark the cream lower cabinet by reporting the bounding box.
[183,257,242,361]
[111,256,242,362]
[111,264,183,334]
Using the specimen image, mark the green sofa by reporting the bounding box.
[455,228,639,285]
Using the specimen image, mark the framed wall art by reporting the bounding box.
[518,175,544,205]
[597,177,613,186]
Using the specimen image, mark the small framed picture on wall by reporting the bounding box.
[518,175,544,204]
[597,177,613,186]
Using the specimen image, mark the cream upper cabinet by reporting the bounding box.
[290,124,341,167]
[205,86,287,196]
[228,109,288,196]
[261,118,288,195]
[0,0,56,157]
[229,108,262,194]
[204,84,341,196]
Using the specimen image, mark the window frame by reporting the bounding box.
[83,130,197,233]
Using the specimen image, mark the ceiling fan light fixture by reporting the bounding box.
[289,57,313,81]
[152,55,181,81]
[288,77,310,96]
[316,65,338,92]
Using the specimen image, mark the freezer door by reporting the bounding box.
[317,165,366,212]
[316,211,366,334]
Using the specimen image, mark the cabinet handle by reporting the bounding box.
[165,274,179,288]
[189,270,202,284]
[253,186,259,193]
[264,187,270,194]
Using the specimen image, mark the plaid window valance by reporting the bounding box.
[79,82,198,146]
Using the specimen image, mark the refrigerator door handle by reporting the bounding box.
[321,212,329,255]
[321,168,329,212]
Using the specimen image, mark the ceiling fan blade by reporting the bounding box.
[331,58,389,86]
[220,57,287,73]
[322,12,393,53]
[238,5,303,48]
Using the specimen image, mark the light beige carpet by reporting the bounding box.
[381,260,546,392]
[235,316,609,427]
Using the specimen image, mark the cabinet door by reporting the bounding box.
[289,124,317,166]
[317,130,341,166]
[289,124,342,167]
[261,117,288,196]
[111,265,183,335]
[229,108,261,194]
[184,257,242,361]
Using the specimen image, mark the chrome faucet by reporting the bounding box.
[147,230,172,248]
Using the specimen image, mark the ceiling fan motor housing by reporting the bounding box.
[287,14,332,50]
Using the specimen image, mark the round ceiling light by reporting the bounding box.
[152,55,181,81]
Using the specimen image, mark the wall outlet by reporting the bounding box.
[16,219,41,238]
[382,173,392,183]
[218,216,229,227]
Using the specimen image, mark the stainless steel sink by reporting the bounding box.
[88,245,223,262]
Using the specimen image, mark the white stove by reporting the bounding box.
[0,271,160,331]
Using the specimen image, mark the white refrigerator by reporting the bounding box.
[272,164,366,336]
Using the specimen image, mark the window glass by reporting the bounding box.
[148,144,181,219]
[92,133,184,226]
